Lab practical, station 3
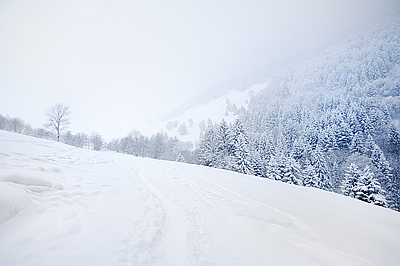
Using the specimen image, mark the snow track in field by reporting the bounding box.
[117,166,165,265]
[120,162,216,266]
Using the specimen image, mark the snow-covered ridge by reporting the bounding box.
[1,130,400,265]
[142,82,268,142]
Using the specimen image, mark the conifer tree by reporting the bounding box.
[302,159,317,187]
[356,166,387,207]
[341,163,362,197]
[367,135,392,178]
[387,126,400,154]
[266,155,282,181]
[176,152,187,163]
[364,134,393,196]
[215,119,231,169]
[228,120,254,175]
[349,131,365,154]
[336,121,352,149]
[280,157,303,185]
[310,147,332,191]
[198,122,217,167]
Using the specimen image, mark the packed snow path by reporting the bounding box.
[1,131,400,266]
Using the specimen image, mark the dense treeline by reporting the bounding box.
[197,15,400,211]
[0,113,195,162]
[106,130,196,162]
[0,114,53,140]
[0,113,103,150]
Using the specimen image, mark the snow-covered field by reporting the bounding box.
[1,130,399,266]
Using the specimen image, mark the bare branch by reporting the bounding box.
[45,103,71,142]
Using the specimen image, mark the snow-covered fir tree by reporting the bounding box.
[198,119,217,167]
[302,159,317,188]
[266,154,284,181]
[310,147,332,191]
[228,120,254,175]
[176,152,187,163]
[341,163,362,198]
[281,157,303,185]
[214,119,232,169]
[356,166,387,207]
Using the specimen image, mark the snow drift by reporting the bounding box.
[0,130,399,266]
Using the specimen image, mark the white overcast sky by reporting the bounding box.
[1,0,399,140]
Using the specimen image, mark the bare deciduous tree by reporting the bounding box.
[45,103,71,142]
[10,117,24,133]
[90,132,104,151]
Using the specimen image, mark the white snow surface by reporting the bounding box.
[1,130,399,266]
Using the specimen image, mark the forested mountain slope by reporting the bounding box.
[198,14,400,211]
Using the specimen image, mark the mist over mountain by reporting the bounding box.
[194,14,400,211]
[156,13,399,137]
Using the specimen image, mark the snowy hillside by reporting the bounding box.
[141,82,267,142]
[191,14,400,212]
[1,130,399,266]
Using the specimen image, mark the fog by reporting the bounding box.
[1,0,399,140]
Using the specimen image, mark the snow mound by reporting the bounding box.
[0,182,32,223]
